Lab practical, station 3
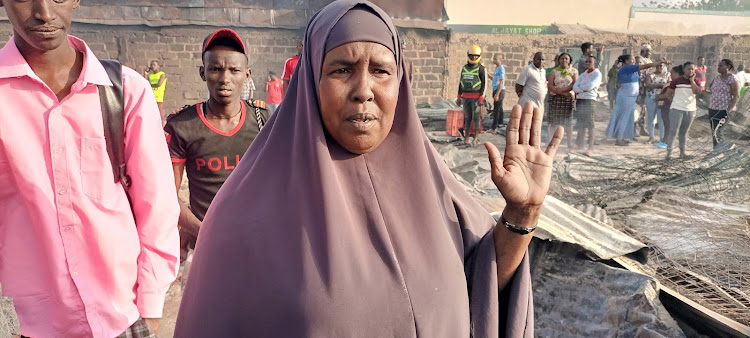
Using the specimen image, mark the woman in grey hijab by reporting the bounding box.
[174,1,563,337]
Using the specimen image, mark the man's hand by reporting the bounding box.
[596,46,604,54]
[144,318,160,336]
[728,105,737,112]
[456,98,462,107]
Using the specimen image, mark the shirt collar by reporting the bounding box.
[0,35,112,87]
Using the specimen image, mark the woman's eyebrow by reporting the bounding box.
[369,59,396,69]
[325,59,357,67]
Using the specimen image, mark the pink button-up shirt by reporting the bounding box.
[0,36,180,337]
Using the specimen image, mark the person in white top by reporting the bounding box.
[515,52,547,114]
[664,62,702,159]
[572,56,602,155]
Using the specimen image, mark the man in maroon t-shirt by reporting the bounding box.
[282,38,303,97]
[164,29,269,280]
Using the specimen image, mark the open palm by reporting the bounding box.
[485,102,563,207]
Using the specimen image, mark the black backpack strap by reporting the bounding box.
[98,59,131,191]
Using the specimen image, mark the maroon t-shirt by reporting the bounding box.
[165,101,269,220]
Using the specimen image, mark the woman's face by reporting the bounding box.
[683,64,696,78]
[319,41,399,154]
[670,70,679,80]
[625,56,635,65]
[559,55,570,68]
[654,65,663,74]
[717,61,728,74]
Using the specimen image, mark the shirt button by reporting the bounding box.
[58,188,67,195]
[72,272,78,276]
[63,226,71,232]
[54,147,64,154]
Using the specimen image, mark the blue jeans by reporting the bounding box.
[644,96,663,139]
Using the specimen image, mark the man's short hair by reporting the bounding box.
[580,42,592,53]
[150,60,160,66]
[493,53,503,59]
[269,70,278,77]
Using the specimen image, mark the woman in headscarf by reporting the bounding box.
[174,1,563,337]
[605,54,669,146]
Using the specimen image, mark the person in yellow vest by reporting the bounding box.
[456,45,486,147]
[146,60,167,124]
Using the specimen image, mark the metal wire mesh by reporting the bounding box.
[551,100,750,325]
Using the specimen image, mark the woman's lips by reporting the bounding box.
[346,113,378,132]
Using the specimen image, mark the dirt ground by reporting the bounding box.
[157,99,712,337]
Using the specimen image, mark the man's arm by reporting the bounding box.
[121,69,180,327]
[478,65,487,99]
[150,73,166,88]
[172,163,202,237]
[515,67,528,97]
[497,66,505,94]
[281,58,292,97]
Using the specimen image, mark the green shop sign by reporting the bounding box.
[449,25,558,35]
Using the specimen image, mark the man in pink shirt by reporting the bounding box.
[0,0,180,337]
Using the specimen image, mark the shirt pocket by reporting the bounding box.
[80,137,113,200]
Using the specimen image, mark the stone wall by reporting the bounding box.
[401,28,450,104]
[0,22,448,110]
[0,0,442,28]
[0,22,305,114]
[3,19,749,111]
[700,35,750,80]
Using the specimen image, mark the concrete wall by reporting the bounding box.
[444,0,750,36]
[444,0,633,33]
[628,9,750,36]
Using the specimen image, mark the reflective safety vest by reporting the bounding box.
[149,71,167,103]
[460,65,482,92]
